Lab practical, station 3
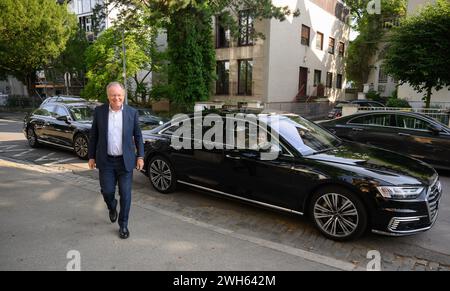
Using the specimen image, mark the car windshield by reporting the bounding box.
[138,109,154,116]
[272,115,341,156]
[69,106,94,121]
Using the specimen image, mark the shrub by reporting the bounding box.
[386,98,411,108]
[366,90,383,103]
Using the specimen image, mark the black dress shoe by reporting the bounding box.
[109,200,118,223]
[119,227,130,239]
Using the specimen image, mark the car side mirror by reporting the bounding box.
[57,115,70,123]
[428,124,442,135]
[257,141,272,153]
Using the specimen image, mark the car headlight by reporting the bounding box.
[376,186,424,200]
[159,120,164,125]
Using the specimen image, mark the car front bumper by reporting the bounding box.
[371,178,442,236]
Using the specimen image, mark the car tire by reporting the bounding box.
[27,126,39,148]
[74,134,89,160]
[148,156,177,194]
[309,186,367,241]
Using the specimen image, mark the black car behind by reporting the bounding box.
[320,111,450,170]
[136,108,167,129]
[140,110,442,241]
[23,100,95,159]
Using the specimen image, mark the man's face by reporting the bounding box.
[107,85,124,110]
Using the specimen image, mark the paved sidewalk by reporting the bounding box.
[1,156,449,271]
[0,158,340,271]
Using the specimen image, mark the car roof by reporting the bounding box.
[340,110,444,123]
[43,101,98,108]
[43,96,85,102]
[351,100,383,105]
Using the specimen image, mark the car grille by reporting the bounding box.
[427,178,442,223]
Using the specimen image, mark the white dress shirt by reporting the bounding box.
[107,105,123,156]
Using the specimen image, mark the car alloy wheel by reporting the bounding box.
[74,135,88,159]
[310,187,367,241]
[149,157,176,193]
[27,127,38,148]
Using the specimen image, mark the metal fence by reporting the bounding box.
[357,107,450,126]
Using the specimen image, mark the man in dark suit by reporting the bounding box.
[88,82,144,239]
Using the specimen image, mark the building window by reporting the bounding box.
[338,42,345,56]
[238,59,253,95]
[316,32,324,50]
[378,67,388,83]
[314,70,321,87]
[336,74,343,89]
[328,37,335,54]
[215,15,230,48]
[216,61,230,95]
[326,72,333,88]
[238,10,253,46]
[301,25,310,46]
[335,2,350,23]
[79,15,92,32]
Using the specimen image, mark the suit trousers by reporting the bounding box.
[99,156,133,228]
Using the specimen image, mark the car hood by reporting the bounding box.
[304,141,436,186]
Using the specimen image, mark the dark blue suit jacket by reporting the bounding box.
[88,104,145,172]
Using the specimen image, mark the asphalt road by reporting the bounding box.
[1,115,449,271]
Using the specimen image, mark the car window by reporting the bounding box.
[138,109,155,116]
[228,118,291,157]
[55,106,69,117]
[276,115,341,155]
[396,115,429,130]
[348,114,392,126]
[33,107,52,117]
[231,121,272,151]
[69,106,94,121]
[39,105,57,117]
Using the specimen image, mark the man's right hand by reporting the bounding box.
[88,159,96,170]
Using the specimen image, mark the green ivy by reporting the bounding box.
[167,6,215,107]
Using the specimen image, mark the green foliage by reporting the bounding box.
[384,0,450,108]
[366,90,383,102]
[114,0,299,107]
[386,98,411,108]
[82,27,157,102]
[346,0,406,90]
[0,0,77,92]
[46,28,90,82]
[167,7,215,106]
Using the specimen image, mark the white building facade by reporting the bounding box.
[67,0,119,41]
[213,0,350,107]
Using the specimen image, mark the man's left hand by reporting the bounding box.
[136,158,144,171]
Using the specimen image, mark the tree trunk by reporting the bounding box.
[25,72,34,98]
[425,86,432,108]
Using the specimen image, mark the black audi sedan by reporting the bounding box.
[320,111,450,170]
[141,110,442,241]
[23,101,95,159]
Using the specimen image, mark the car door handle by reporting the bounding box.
[398,133,411,137]
[226,154,241,160]
[352,128,363,131]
